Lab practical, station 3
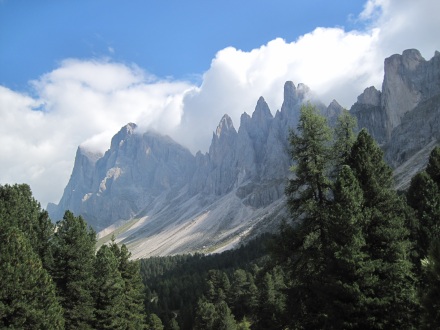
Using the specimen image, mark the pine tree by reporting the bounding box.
[146,313,164,330]
[50,210,96,329]
[194,299,217,330]
[94,244,125,329]
[110,240,146,329]
[332,109,357,176]
[0,225,64,329]
[0,184,54,268]
[407,171,440,262]
[255,267,286,329]
[421,239,440,328]
[347,129,418,328]
[407,147,440,272]
[426,146,440,186]
[325,165,372,328]
[215,301,237,330]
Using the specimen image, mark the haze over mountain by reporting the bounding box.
[48,49,440,257]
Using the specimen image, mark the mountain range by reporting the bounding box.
[48,49,440,258]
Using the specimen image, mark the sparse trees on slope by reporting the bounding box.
[50,210,96,329]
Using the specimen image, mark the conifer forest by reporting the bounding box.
[2,105,440,329]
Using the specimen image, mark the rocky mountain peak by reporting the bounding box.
[253,97,273,122]
[282,81,297,110]
[110,122,137,149]
[49,48,440,257]
[356,86,381,107]
[380,49,440,140]
[215,114,236,138]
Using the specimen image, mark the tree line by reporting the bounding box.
[1,103,440,329]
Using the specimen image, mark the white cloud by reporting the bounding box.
[1,0,439,207]
[0,61,194,206]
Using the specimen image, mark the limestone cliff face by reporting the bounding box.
[48,49,440,256]
[351,50,440,173]
[48,81,316,233]
[351,86,388,144]
[50,123,196,230]
[47,147,102,223]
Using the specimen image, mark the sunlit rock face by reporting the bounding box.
[48,49,440,256]
[48,80,319,249]
[49,123,197,230]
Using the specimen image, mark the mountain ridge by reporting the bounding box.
[48,49,440,257]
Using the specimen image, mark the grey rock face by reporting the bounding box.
[381,49,440,138]
[49,81,319,234]
[47,146,102,223]
[351,86,388,144]
[49,49,440,256]
[51,123,196,230]
[351,50,440,153]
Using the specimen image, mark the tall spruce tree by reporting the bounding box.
[407,171,440,263]
[347,129,418,328]
[407,147,440,262]
[50,210,96,329]
[325,165,372,328]
[0,224,64,329]
[110,240,147,329]
[94,244,125,329]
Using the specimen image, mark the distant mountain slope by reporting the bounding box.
[48,49,440,257]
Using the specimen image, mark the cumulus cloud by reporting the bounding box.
[0,60,194,206]
[1,0,439,207]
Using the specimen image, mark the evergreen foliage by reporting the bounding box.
[421,239,440,328]
[426,146,440,186]
[347,129,418,328]
[281,106,419,329]
[50,210,97,329]
[324,165,370,328]
[3,109,440,330]
[407,147,440,265]
[0,225,64,329]
[286,102,333,215]
[110,240,147,329]
[146,313,164,330]
[94,244,125,329]
[0,184,54,267]
[332,109,357,175]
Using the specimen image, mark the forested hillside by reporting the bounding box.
[2,104,440,329]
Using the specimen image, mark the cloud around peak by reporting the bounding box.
[1,0,439,207]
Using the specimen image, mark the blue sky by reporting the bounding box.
[1,0,439,207]
[1,0,365,89]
